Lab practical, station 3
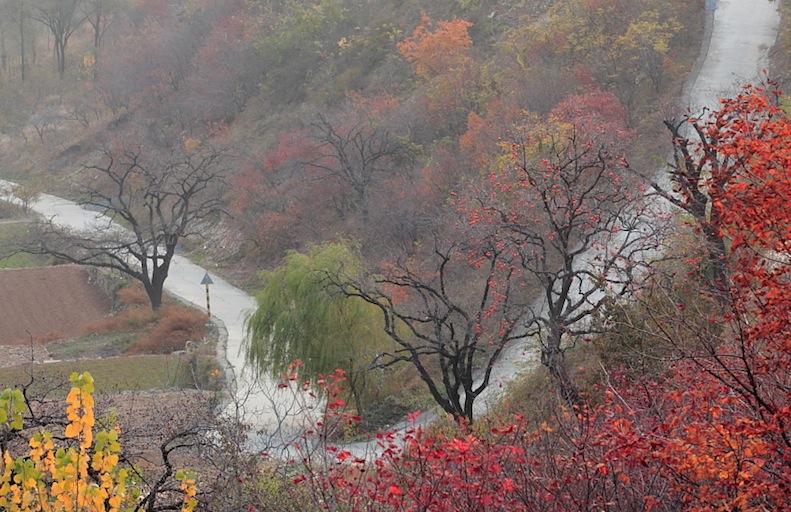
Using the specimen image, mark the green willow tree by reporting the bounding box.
[244,241,388,414]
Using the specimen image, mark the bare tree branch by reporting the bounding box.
[329,239,526,423]
[20,143,227,310]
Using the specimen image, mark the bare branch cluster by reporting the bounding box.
[22,143,227,309]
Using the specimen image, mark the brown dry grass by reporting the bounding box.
[0,268,215,393]
[130,306,207,355]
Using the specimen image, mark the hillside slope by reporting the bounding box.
[0,0,702,281]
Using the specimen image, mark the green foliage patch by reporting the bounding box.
[0,223,49,269]
[0,354,202,394]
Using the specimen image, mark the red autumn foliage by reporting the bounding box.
[549,89,633,145]
[184,5,258,122]
[282,87,791,512]
[459,98,523,169]
[345,91,400,121]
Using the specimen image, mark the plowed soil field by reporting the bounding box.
[0,265,111,366]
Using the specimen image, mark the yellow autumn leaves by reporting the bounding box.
[0,372,198,512]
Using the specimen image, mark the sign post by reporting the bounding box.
[201,272,214,318]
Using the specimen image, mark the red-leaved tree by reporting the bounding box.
[457,94,662,405]
[277,86,791,511]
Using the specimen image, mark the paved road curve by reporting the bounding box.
[468,0,781,419]
[0,0,781,450]
[687,0,780,113]
[0,183,292,442]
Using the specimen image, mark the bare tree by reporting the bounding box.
[630,116,733,296]
[468,129,664,406]
[23,142,227,310]
[31,0,88,78]
[330,239,526,423]
[305,113,414,222]
[80,0,121,80]
[2,0,31,82]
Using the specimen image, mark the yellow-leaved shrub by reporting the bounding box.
[0,372,198,512]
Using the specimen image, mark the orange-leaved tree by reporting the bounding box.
[396,12,473,79]
[0,372,198,512]
[397,12,480,136]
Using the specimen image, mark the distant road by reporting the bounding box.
[685,0,779,112]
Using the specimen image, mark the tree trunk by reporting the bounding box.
[347,363,366,416]
[703,223,729,296]
[56,39,66,77]
[541,326,583,408]
[546,354,582,407]
[19,12,25,83]
[145,282,164,310]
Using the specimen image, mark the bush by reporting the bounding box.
[115,281,149,306]
[130,306,207,355]
[0,372,198,511]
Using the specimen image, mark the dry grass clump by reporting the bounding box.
[83,282,208,355]
[129,306,207,355]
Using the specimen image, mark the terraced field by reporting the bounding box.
[0,265,111,348]
[0,264,219,393]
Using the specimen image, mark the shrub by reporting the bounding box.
[130,306,207,355]
[115,281,149,306]
[0,372,198,511]
[83,304,155,334]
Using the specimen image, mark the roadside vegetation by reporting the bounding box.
[2,0,788,510]
[1,207,218,394]
[0,201,46,268]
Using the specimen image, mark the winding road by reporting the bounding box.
[0,0,781,449]
[467,0,782,421]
